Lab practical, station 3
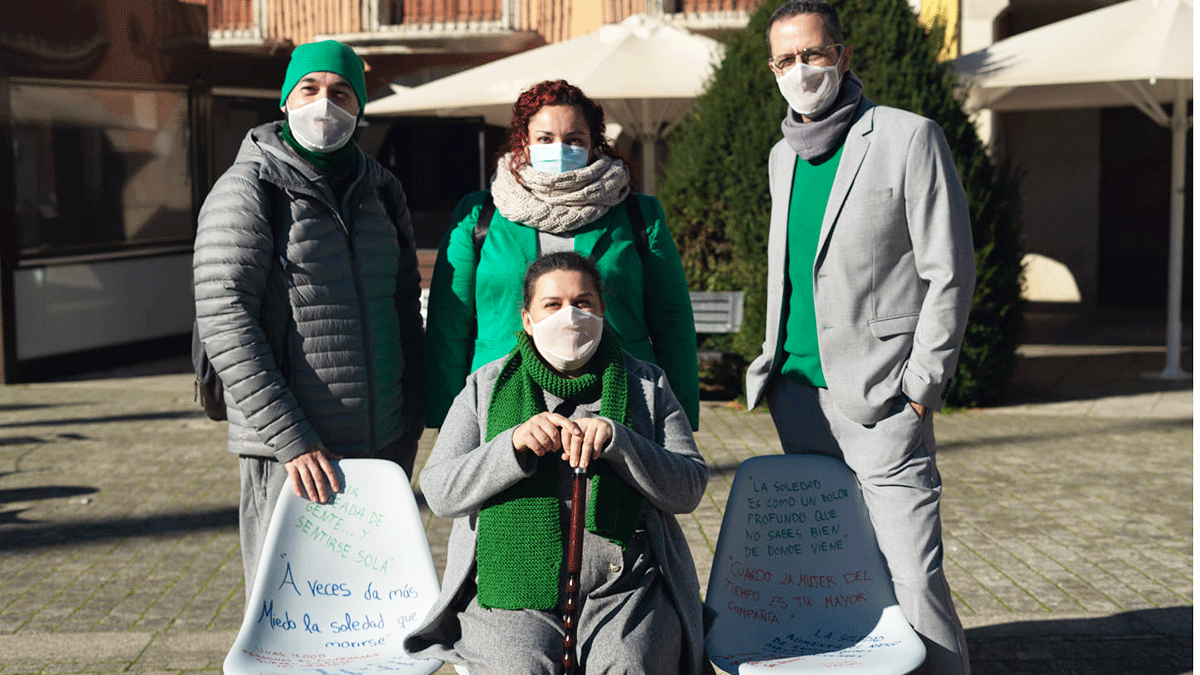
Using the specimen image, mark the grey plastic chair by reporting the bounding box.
[705,454,926,674]
[224,458,442,675]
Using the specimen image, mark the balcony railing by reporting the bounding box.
[206,0,528,50]
[204,0,764,51]
[660,0,762,30]
[207,0,270,47]
[379,0,510,28]
[668,0,759,10]
[359,0,528,44]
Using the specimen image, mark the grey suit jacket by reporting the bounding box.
[746,98,975,425]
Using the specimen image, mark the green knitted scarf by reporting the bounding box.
[476,330,644,610]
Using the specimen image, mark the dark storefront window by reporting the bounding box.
[210,92,284,178]
[373,117,505,249]
[1099,104,1193,310]
[10,82,194,262]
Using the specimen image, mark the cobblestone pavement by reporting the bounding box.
[0,340,1190,674]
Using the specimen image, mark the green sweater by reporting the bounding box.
[424,190,699,430]
[781,147,843,388]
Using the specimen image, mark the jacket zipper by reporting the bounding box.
[313,185,378,455]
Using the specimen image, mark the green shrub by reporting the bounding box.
[660,0,1025,407]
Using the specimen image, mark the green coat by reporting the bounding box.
[425,190,699,430]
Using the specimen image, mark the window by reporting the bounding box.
[10,82,194,261]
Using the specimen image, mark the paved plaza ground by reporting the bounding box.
[0,310,1191,674]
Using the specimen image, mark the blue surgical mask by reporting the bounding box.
[528,142,590,174]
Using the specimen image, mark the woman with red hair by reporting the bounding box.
[423,79,699,432]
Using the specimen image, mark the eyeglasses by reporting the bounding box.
[767,44,844,73]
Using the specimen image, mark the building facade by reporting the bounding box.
[954,0,1192,314]
[0,0,762,382]
[1,0,1185,382]
[0,0,224,382]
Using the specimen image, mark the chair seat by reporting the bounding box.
[224,459,442,675]
[734,605,924,674]
[705,454,925,675]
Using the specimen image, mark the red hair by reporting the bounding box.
[501,80,618,177]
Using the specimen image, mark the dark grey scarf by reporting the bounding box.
[781,71,865,161]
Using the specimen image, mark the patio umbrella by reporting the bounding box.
[954,0,1193,379]
[364,14,724,194]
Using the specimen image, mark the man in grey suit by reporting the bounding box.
[745,2,975,673]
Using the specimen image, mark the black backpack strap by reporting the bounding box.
[624,193,649,263]
[474,193,496,263]
[377,177,413,251]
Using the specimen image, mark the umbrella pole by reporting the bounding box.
[1156,81,1190,380]
[641,99,657,196]
[641,134,657,196]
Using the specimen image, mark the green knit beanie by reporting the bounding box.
[280,40,367,113]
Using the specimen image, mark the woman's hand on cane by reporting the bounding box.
[513,412,580,457]
[561,417,610,470]
[514,413,609,469]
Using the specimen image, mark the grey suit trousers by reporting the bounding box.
[767,378,970,675]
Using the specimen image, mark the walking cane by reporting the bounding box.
[562,465,587,674]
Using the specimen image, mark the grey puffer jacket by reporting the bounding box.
[194,122,423,464]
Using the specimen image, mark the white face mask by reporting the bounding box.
[528,305,604,372]
[776,60,843,119]
[286,98,357,153]
[528,142,590,174]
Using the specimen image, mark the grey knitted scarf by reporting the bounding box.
[781,71,865,161]
[491,152,631,234]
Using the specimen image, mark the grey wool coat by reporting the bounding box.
[404,352,711,674]
[193,122,424,464]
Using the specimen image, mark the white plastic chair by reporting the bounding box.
[705,454,926,674]
[224,458,443,675]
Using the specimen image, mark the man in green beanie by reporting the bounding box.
[193,39,425,591]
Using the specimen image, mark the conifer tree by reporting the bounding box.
[659,0,1024,407]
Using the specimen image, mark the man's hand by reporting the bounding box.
[285,443,343,503]
[909,401,927,420]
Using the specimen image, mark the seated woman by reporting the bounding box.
[403,252,710,675]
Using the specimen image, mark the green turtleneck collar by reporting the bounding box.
[281,121,358,175]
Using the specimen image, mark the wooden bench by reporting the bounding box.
[689,290,745,335]
[690,291,746,399]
